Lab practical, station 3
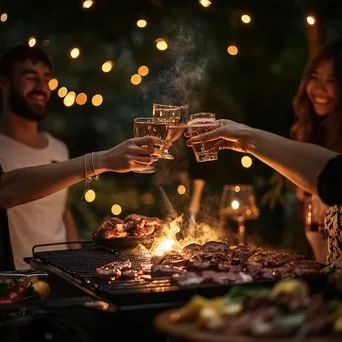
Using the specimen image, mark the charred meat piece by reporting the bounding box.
[186,260,211,272]
[264,252,306,267]
[151,265,185,278]
[201,241,230,254]
[96,260,132,279]
[271,264,295,279]
[244,262,264,277]
[93,218,127,239]
[230,245,256,261]
[259,268,277,280]
[172,272,205,287]
[121,269,138,280]
[150,251,188,267]
[180,243,202,258]
[123,214,162,235]
[130,223,155,236]
[291,260,324,277]
[216,262,231,272]
[190,252,230,264]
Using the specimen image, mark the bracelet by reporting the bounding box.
[91,152,99,180]
[81,153,99,200]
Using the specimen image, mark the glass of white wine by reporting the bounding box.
[152,104,183,160]
[219,184,259,245]
[133,117,169,174]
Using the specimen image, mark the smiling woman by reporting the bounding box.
[291,38,342,264]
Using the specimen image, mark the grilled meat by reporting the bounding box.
[96,260,132,279]
[151,265,185,277]
[93,214,162,239]
[201,241,230,254]
[93,218,128,239]
[180,243,202,258]
[151,251,188,267]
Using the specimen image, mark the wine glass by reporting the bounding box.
[133,117,169,174]
[219,184,260,245]
[152,104,183,160]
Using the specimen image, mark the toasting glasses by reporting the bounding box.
[133,117,169,174]
[219,184,260,245]
[152,104,185,160]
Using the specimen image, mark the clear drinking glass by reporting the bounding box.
[133,117,169,174]
[186,112,218,163]
[152,104,183,160]
[219,184,260,245]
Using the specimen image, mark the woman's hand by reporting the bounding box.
[98,137,164,173]
[185,119,252,153]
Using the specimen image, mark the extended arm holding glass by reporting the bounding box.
[186,119,338,202]
[0,137,163,209]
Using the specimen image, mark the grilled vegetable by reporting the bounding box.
[31,280,50,298]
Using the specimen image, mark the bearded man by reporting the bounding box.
[0,44,79,270]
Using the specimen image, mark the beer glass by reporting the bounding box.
[186,112,218,163]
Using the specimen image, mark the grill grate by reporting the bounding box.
[33,245,330,307]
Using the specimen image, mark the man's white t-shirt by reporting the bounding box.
[0,132,69,269]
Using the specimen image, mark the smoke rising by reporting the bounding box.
[141,16,211,115]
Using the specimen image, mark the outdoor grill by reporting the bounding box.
[25,242,333,342]
[29,243,332,307]
[29,243,248,308]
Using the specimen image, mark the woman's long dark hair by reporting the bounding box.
[291,38,342,151]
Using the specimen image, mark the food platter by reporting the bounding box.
[154,309,342,342]
[93,234,154,250]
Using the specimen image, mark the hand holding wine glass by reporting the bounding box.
[133,117,169,174]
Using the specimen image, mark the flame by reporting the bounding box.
[155,239,175,255]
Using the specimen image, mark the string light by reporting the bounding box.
[84,189,96,203]
[131,74,142,85]
[102,60,113,73]
[58,87,68,98]
[0,13,8,23]
[63,93,75,107]
[82,0,93,9]
[156,38,168,51]
[111,204,122,215]
[137,19,147,28]
[48,78,58,91]
[177,185,186,195]
[241,14,251,24]
[92,94,103,106]
[241,156,252,168]
[76,93,87,105]
[138,65,149,76]
[199,0,212,8]
[227,45,238,55]
[234,185,241,192]
[231,200,240,209]
[306,15,315,25]
[28,36,36,47]
[70,48,80,59]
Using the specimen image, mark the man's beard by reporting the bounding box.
[9,86,48,122]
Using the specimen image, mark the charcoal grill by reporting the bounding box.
[29,243,236,309]
[26,243,334,342]
[29,243,331,309]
